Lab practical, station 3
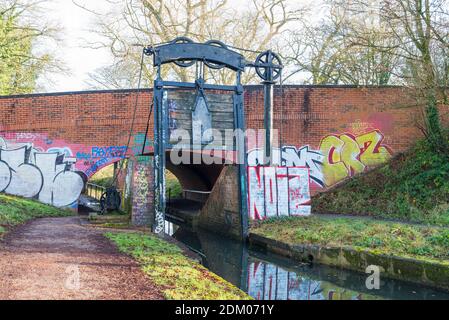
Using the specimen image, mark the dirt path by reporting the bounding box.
[0,217,164,300]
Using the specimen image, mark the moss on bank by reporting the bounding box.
[105,232,251,300]
[0,194,72,235]
[313,136,449,226]
[252,216,449,264]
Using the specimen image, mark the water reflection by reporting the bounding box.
[166,221,449,300]
[247,259,373,300]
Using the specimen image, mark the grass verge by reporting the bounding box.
[88,213,131,229]
[105,232,250,300]
[252,216,449,264]
[0,194,72,236]
[313,136,449,226]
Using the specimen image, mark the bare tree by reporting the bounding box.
[282,0,401,85]
[0,0,63,94]
[362,0,448,151]
[77,0,307,88]
[283,0,448,152]
[85,59,149,90]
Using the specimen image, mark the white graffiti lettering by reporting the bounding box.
[0,140,85,208]
[248,146,324,187]
[248,166,311,221]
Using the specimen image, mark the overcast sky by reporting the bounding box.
[38,0,111,93]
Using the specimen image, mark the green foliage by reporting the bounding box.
[313,134,449,226]
[428,230,449,247]
[424,93,447,153]
[90,165,115,187]
[253,216,449,263]
[0,194,72,234]
[105,232,250,300]
[0,2,53,95]
[166,171,182,199]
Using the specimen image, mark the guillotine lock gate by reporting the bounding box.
[143,38,283,238]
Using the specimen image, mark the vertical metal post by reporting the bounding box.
[235,71,249,239]
[153,67,166,234]
[263,81,274,166]
[263,51,275,166]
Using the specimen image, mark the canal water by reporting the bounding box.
[166,222,449,300]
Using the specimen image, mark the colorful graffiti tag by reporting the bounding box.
[0,133,129,208]
[247,130,393,221]
[320,130,393,187]
[247,146,324,187]
[248,166,311,220]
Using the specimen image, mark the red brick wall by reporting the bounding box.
[0,90,153,147]
[244,86,425,154]
[0,86,441,201]
[0,86,429,154]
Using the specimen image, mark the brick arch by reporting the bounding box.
[84,158,123,181]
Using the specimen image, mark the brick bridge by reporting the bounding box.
[0,86,439,238]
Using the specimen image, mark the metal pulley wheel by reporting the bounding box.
[100,187,122,214]
[255,50,283,82]
[172,37,196,68]
[203,40,228,70]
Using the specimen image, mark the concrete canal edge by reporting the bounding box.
[248,233,449,292]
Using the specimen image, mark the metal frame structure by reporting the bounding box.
[144,38,282,239]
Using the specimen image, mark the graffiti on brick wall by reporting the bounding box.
[77,146,127,160]
[247,261,365,300]
[131,132,153,155]
[247,130,392,220]
[319,130,393,187]
[77,146,128,177]
[0,133,132,208]
[133,164,150,208]
[248,166,311,220]
[133,157,161,229]
[248,146,324,187]
[0,137,85,207]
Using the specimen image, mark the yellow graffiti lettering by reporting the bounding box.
[319,136,348,187]
[320,130,392,187]
[340,135,366,176]
[356,131,392,167]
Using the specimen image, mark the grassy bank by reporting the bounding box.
[90,165,114,187]
[252,216,449,264]
[313,137,449,226]
[0,194,72,235]
[105,232,250,300]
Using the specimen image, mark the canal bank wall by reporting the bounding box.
[248,233,449,292]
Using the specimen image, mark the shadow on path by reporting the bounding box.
[0,217,164,300]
